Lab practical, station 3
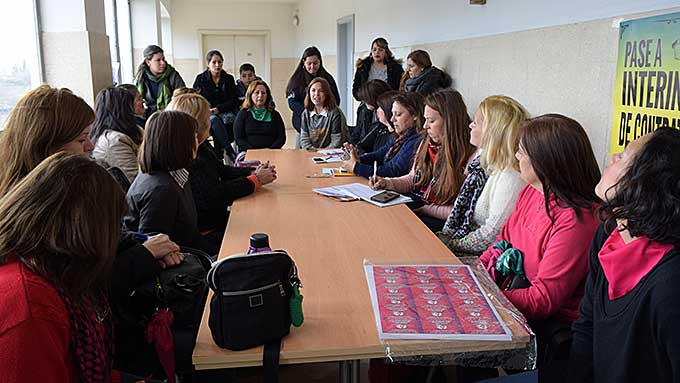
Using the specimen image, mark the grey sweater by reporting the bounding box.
[299,107,348,149]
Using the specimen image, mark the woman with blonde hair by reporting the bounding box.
[438,95,530,255]
[299,77,349,149]
[166,94,276,246]
[371,89,476,231]
[0,152,127,382]
[233,79,286,152]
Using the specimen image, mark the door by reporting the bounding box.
[234,35,267,83]
[337,15,355,125]
[201,34,236,76]
[201,34,267,82]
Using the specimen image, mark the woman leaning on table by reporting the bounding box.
[569,127,680,383]
[370,89,476,232]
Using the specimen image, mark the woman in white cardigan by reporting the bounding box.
[437,95,529,256]
[90,86,144,182]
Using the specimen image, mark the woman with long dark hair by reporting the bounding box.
[342,92,422,178]
[351,80,393,150]
[286,46,341,148]
[91,86,144,182]
[370,89,476,231]
[0,152,127,382]
[135,45,186,117]
[569,128,680,383]
[192,49,239,158]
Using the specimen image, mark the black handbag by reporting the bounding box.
[207,250,301,383]
[120,247,212,328]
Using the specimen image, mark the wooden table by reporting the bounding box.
[192,149,531,381]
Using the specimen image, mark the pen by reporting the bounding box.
[373,160,377,181]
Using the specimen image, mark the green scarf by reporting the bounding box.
[136,64,176,111]
[250,107,272,122]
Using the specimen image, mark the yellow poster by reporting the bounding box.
[610,12,680,155]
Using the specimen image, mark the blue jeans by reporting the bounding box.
[210,112,236,150]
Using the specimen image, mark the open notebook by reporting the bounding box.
[313,183,412,207]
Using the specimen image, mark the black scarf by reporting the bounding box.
[441,155,489,238]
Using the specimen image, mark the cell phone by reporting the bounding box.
[370,191,400,203]
[312,157,325,164]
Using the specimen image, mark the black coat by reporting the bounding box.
[352,57,404,100]
[124,170,219,255]
[189,142,256,232]
[404,66,452,96]
[193,70,239,114]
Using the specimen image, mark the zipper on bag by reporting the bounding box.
[221,281,282,297]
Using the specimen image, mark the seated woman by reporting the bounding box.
[352,80,393,153]
[135,44,186,117]
[167,93,277,247]
[117,83,147,128]
[479,115,600,375]
[351,37,404,144]
[437,95,529,256]
[569,128,680,383]
[233,79,286,152]
[124,110,219,256]
[370,89,476,232]
[192,50,239,158]
[286,46,341,148]
[299,77,349,150]
[0,85,182,379]
[0,152,127,382]
[341,92,423,179]
[91,86,144,183]
[399,50,452,96]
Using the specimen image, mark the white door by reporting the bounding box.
[234,35,267,83]
[201,34,236,76]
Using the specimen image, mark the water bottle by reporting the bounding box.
[247,233,271,254]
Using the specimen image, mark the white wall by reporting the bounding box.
[171,0,297,60]
[294,0,679,55]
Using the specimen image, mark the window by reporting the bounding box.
[0,0,42,128]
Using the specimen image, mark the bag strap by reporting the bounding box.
[263,339,281,383]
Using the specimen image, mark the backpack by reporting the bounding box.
[207,250,301,383]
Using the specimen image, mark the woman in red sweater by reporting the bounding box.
[0,153,128,383]
[480,114,601,323]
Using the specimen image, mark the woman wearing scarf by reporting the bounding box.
[370,89,476,232]
[135,45,186,117]
[437,95,529,256]
[0,153,127,383]
[341,92,423,179]
[233,80,286,152]
[399,50,452,96]
[569,128,680,383]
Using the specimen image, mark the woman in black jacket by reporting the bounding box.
[569,127,680,383]
[234,79,286,152]
[400,50,452,96]
[192,50,239,158]
[286,46,340,148]
[352,38,404,145]
[124,110,219,256]
[167,93,277,248]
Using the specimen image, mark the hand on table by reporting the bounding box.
[255,162,277,185]
[369,176,389,190]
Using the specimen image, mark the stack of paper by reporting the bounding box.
[312,183,411,207]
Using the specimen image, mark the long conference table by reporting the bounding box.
[192,149,531,382]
